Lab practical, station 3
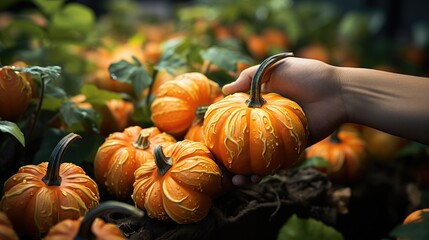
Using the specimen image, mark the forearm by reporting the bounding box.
[337,67,429,144]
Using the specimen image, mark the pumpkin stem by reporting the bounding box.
[329,129,341,143]
[42,133,81,186]
[195,105,209,120]
[154,145,172,175]
[246,52,294,107]
[74,201,144,240]
[133,130,151,149]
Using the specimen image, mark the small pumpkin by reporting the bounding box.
[203,53,309,176]
[150,72,222,139]
[0,66,32,121]
[305,129,369,183]
[0,212,19,240]
[361,126,409,161]
[0,133,99,238]
[132,140,222,224]
[184,106,208,143]
[44,201,143,240]
[94,126,176,200]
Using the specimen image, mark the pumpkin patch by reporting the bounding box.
[0,1,427,239]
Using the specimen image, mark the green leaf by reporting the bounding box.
[49,3,95,41]
[0,120,25,147]
[41,96,66,111]
[277,214,344,240]
[108,57,152,96]
[60,101,99,132]
[80,84,122,106]
[0,19,45,47]
[390,212,429,240]
[33,0,64,15]
[201,46,253,72]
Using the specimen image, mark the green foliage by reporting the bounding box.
[277,214,344,240]
[108,57,152,96]
[0,120,25,147]
[80,84,122,106]
[291,156,330,172]
[390,212,429,240]
[201,46,253,73]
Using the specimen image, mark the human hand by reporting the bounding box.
[223,56,346,145]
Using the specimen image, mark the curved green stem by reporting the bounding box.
[74,201,144,240]
[195,105,209,120]
[154,145,172,175]
[246,52,294,107]
[42,133,81,186]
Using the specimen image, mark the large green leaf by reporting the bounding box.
[390,212,429,240]
[0,121,25,147]
[201,46,253,73]
[277,214,344,240]
[108,57,152,96]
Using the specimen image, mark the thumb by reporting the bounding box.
[222,65,258,95]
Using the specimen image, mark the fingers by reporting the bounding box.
[222,65,259,95]
[231,174,262,186]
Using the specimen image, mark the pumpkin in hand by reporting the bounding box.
[94,126,176,200]
[0,133,100,238]
[132,140,222,224]
[203,53,309,176]
[305,129,369,183]
[44,201,143,240]
[151,72,222,139]
[0,212,19,240]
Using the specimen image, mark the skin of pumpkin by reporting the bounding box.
[0,67,32,121]
[94,126,176,200]
[150,72,222,139]
[203,92,308,176]
[44,217,125,240]
[0,212,19,240]
[305,130,369,183]
[132,140,222,224]
[0,162,99,238]
[184,117,204,143]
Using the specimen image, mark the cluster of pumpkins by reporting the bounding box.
[0,52,424,239]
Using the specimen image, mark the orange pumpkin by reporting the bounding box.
[0,66,32,121]
[203,53,308,176]
[0,133,99,238]
[150,72,222,139]
[361,126,409,161]
[94,126,176,200]
[0,212,19,240]
[44,201,143,240]
[305,129,369,183]
[132,140,222,224]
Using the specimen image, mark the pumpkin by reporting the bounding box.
[94,126,176,200]
[0,212,19,240]
[0,133,99,238]
[305,129,369,183]
[0,66,32,121]
[203,53,308,176]
[150,72,222,139]
[361,126,409,161]
[44,201,143,240]
[132,140,222,224]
